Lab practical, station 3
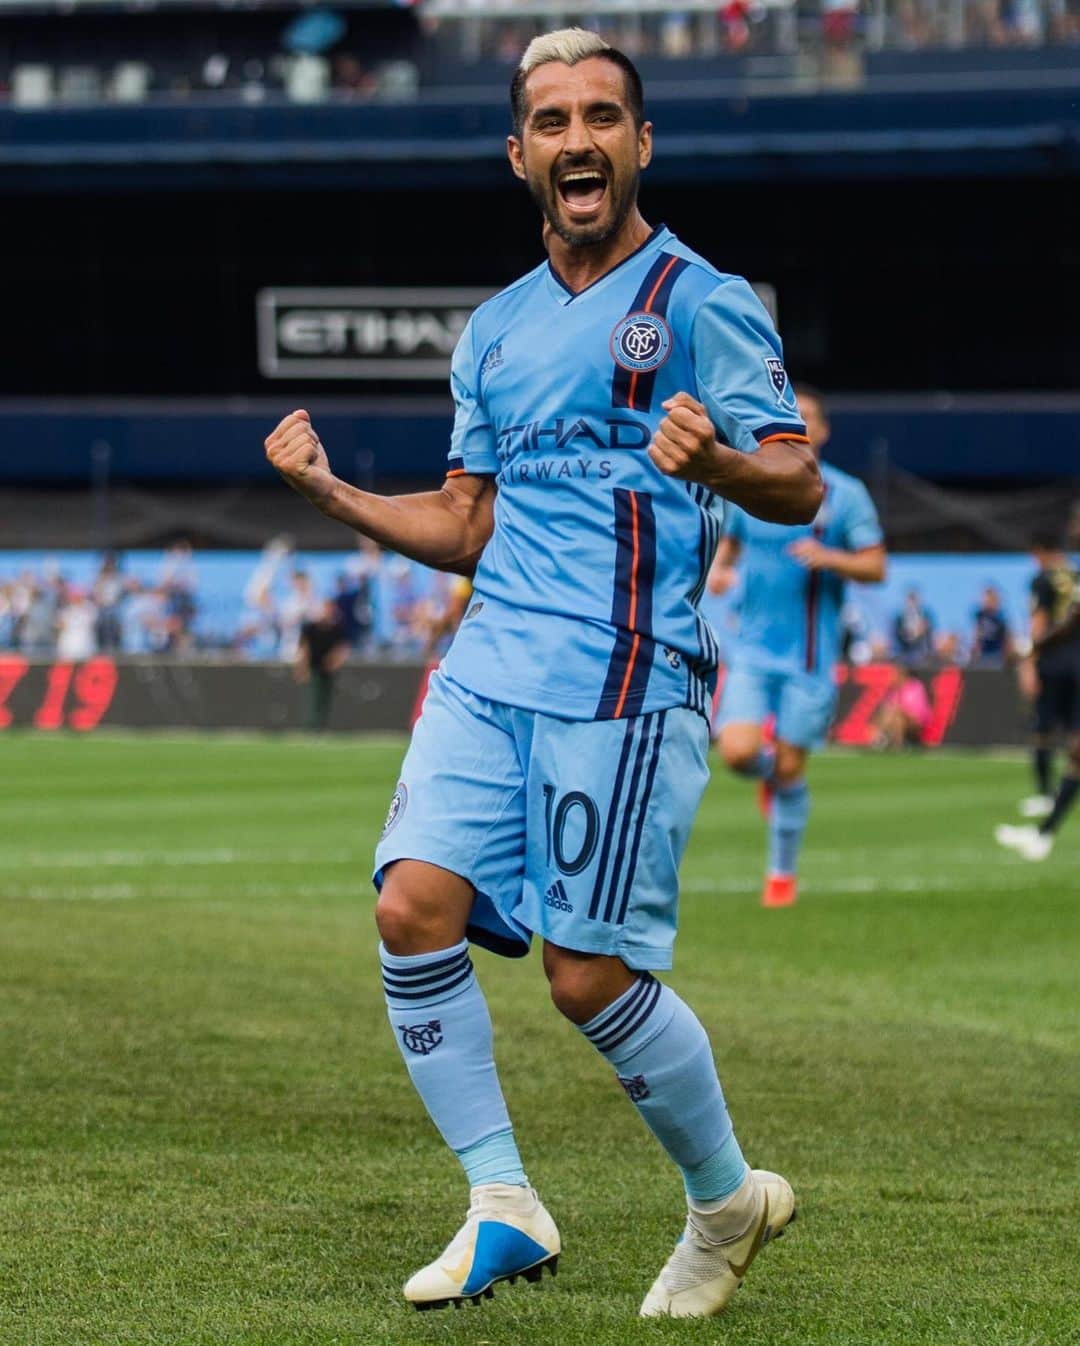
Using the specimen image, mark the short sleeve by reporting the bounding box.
[447,318,499,477]
[1030,574,1053,615]
[691,278,808,454]
[840,478,884,552]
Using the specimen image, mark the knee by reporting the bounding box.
[375,865,457,955]
[720,735,759,775]
[544,949,634,1027]
[773,745,807,789]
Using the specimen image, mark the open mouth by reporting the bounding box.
[557,168,608,216]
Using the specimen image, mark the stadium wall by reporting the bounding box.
[0,657,1031,745]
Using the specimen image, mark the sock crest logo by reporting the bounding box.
[399,1020,443,1055]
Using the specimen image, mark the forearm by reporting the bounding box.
[315,477,491,574]
[696,440,823,524]
[821,547,887,584]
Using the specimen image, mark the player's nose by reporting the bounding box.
[563,112,594,154]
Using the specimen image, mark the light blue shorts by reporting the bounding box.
[717,664,837,750]
[373,669,710,971]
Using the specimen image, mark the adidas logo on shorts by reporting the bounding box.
[543,880,573,913]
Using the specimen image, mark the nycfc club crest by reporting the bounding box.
[399,1020,443,1055]
[617,1073,651,1103]
[610,312,672,374]
[382,783,407,837]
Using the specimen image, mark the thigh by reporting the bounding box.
[373,669,531,958]
[513,706,710,971]
[777,673,837,750]
[717,665,774,730]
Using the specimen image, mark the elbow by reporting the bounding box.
[779,457,824,525]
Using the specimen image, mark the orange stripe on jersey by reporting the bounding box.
[445,468,467,477]
[644,255,679,314]
[757,432,811,447]
[613,633,641,721]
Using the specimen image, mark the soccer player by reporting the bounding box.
[709,386,886,907]
[265,28,822,1319]
[995,536,1079,859]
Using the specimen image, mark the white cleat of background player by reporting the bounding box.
[1018,794,1054,819]
[994,823,1053,862]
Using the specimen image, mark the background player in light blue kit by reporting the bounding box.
[266,28,822,1320]
[710,386,887,907]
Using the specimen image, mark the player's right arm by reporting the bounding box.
[265,410,495,578]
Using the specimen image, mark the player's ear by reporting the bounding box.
[638,121,653,171]
[507,136,527,181]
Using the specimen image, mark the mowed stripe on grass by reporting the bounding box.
[1,734,1078,1346]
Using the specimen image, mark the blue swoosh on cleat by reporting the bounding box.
[461,1223,552,1296]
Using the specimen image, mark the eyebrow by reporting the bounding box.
[529,100,624,123]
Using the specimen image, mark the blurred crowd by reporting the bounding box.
[0,539,1027,672]
[0,539,466,664]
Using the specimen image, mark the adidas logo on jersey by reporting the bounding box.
[481,342,503,376]
[543,880,573,913]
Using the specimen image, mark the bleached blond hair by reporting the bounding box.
[509,27,644,137]
[519,27,611,76]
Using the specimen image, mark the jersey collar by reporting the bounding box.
[544,224,671,306]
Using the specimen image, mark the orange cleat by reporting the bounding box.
[761,874,797,908]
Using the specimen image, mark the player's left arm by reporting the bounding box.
[787,541,887,582]
[788,477,887,583]
[659,277,821,523]
[649,393,821,524]
[1034,603,1080,654]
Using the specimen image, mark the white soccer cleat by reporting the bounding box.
[403,1183,560,1311]
[639,1169,796,1319]
[1019,795,1054,819]
[994,823,1053,862]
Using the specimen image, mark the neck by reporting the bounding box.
[544,209,653,293]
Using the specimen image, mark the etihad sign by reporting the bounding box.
[256,287,495,380]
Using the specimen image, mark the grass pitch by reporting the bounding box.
[2,734,1078,1346]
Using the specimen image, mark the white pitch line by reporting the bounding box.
[0,847,361,870]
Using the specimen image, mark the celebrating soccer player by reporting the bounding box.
[709,386,887,907]
[265,28,822,1319]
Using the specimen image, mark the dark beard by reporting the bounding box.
[527,168,638,249]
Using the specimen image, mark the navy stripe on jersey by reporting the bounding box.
[613,711,667,927]
[446,454,465,473]
[589,715,646,922]
[611,252,690,414]
[597,489,658,720]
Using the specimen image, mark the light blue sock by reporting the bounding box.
[380,940,527,1188]
[578,975,745,1202]
[769,778,810,876]
[734,745,776,780]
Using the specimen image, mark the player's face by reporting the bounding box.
[508,57,652,248]
[796,392,830,457]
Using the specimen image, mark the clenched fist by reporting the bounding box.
[648,391,727,482]
[264,409,335,507]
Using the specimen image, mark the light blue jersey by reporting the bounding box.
[441,224,808,723]
[723,462,883,681]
